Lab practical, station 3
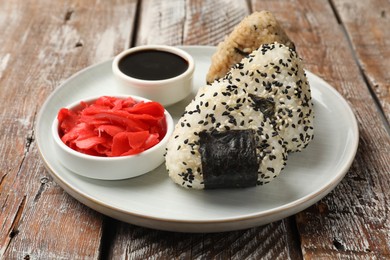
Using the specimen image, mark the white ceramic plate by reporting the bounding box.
[36,46,359,233]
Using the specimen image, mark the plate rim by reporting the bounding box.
[35,45,359,230]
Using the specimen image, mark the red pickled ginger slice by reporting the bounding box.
[75,136,106,150]
[111,131,150,156]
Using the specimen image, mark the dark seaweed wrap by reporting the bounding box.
[199,130,258,189]
[249,93,275,119]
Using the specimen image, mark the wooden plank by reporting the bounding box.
[0,0,137,258]
[135,0,250,46]
[332,0,390,124]
[106,0,303,259]
[106,219,302,259]
[250,0,390,258]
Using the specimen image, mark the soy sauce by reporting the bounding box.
[118,50,189,80]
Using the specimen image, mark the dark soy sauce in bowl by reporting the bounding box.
[118,50,189,81]
[112,45,195,106]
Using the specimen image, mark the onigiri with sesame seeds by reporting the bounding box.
[165,42,314,189]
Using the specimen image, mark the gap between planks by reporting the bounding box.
[130,0,142,48]
[0,196,27,257]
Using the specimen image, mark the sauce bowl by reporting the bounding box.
[112,45,195,106]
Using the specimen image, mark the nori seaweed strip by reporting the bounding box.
[249,94,275,119]
[199,130,258,189]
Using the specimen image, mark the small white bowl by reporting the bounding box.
[52,95,174,180]
[112,45,195,106]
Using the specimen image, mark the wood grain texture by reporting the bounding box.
[250,0,390,258]
[332,0,390,125]
[0,0,137,258]
[2,0,389,259]
[106,218,302,259]
[135,0,250,46]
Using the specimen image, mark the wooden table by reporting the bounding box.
[1,0,389,258]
